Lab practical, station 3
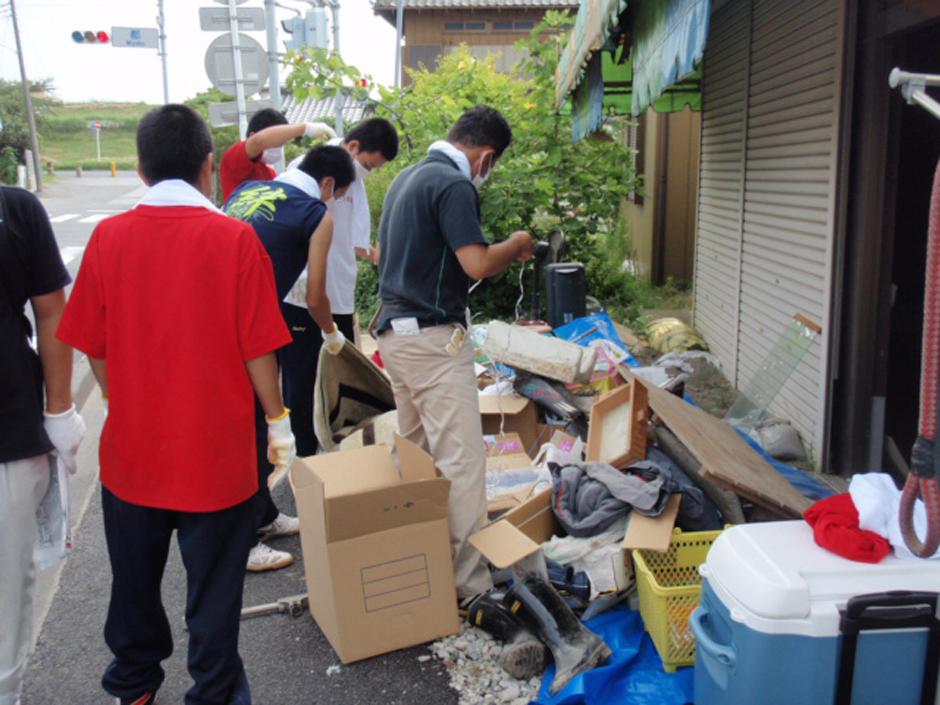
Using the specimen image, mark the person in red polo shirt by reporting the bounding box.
[57,104,294,705]
[219,107,335,204]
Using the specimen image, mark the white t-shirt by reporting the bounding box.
[282,151,371,315]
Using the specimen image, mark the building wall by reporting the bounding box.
[625,107,701,284]
[401,9,560,80]
[692,0,845,463]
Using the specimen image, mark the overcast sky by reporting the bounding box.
[0,0,396,103]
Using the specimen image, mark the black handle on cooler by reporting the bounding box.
[835,591,940,705]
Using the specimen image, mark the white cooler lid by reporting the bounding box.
[702,521,940,637]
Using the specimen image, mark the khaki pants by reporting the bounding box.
[377,324,493,599]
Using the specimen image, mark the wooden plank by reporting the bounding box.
[623,369,812,518]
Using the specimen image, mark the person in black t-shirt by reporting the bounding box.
[0,185,85,705]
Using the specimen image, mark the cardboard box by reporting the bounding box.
[290,435,459,663]
[484,432,539,516]
[469,488,634,593]
[479,393,540,455]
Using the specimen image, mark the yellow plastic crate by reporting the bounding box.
[633,527,722,672]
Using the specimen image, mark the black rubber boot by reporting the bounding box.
[466,591,547,680]
[505,574,611,694]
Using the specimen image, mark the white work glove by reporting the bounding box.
[43,404,86,475]
[322,326,347,355]
[305,121,337,141]
[266,410,297,489]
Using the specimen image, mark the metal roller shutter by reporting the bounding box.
[693,0,843,460]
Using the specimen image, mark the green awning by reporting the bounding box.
[555,0,629,110]
[558,0,710,138]
[630,0,710,115]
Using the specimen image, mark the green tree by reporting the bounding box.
[285,13,640,321]
[0,79,54,165]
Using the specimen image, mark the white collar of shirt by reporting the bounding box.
[274,168,322,200]
[135,179,222,212]
[427,140,471,180]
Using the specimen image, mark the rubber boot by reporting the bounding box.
[466,591,547,680]
[505,574,611,694]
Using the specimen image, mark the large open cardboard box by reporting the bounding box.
[290,435,460,663]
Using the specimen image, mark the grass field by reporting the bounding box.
[40,102,154,166]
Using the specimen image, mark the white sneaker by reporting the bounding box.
[257,512,300,541]
[246,541,294,572]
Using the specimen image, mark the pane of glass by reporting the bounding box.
[466,21,485,31]
[514,21,535,30]
[493,21,513,31]
[444,22,464,31]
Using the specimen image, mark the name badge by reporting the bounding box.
[391,317,421,336]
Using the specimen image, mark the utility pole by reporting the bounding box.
[156,0,169,103]
[329,0,343,136]
[227,0,248,138]
[264,0,281,112]
[9,0,42,192]
[394,0,404,89]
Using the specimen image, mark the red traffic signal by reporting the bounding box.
[72,30,110,44]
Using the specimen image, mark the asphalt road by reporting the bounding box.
[21,173,457,704]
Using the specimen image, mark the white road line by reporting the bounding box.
[59,246,85,267]
[77,213,110,224]
[49,213,79,223]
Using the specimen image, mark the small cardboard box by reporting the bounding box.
[479,394,539,455]
[290,435,459,664]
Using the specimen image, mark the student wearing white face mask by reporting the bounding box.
[376,106,534,601]
[219,107,336,205]
[281,118,399,457]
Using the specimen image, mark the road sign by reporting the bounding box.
[94,120,101,129]
[199,6,265,32]
[208,99,271,128]
[111,26,159,49]
[204,32,269,98]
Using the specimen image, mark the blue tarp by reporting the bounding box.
[552,312,638,368]
[533,607,694,705]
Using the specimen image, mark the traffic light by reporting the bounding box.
[72,30,110,44]
[303,9,329,50]
[281,16,307,50]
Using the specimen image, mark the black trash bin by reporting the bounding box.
[545,262,586,329]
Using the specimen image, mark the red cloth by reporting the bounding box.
[370,349,384,369]
[58,206,292,512]
[804,493,891,563]
[219,140,276,204]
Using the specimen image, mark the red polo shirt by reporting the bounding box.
[58,205,292,512]
[220,140,276,205]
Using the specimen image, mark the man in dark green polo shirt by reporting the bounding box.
[376,105,534,601]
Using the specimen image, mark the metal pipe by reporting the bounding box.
[394,0,404,88]
[911,91,940,123]
[9,0,41,192]
[157,0,169,104]
[227,0,248,139]
[264,0,281,112]
[331,1,343,136]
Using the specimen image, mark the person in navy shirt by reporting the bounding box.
[226,144,355,573]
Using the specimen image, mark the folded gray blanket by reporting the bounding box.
[549,460,678,537]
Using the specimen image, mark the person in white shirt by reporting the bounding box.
[281,118,399,456]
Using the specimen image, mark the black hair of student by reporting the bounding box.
[247,108,288,136]
[137,104,213,186]
[447,105,513,158]
[298,145,356,190]
[345,118,399,161]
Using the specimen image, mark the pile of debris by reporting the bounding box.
[292,311,838,705]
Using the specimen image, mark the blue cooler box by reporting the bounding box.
[691,521,940,705]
